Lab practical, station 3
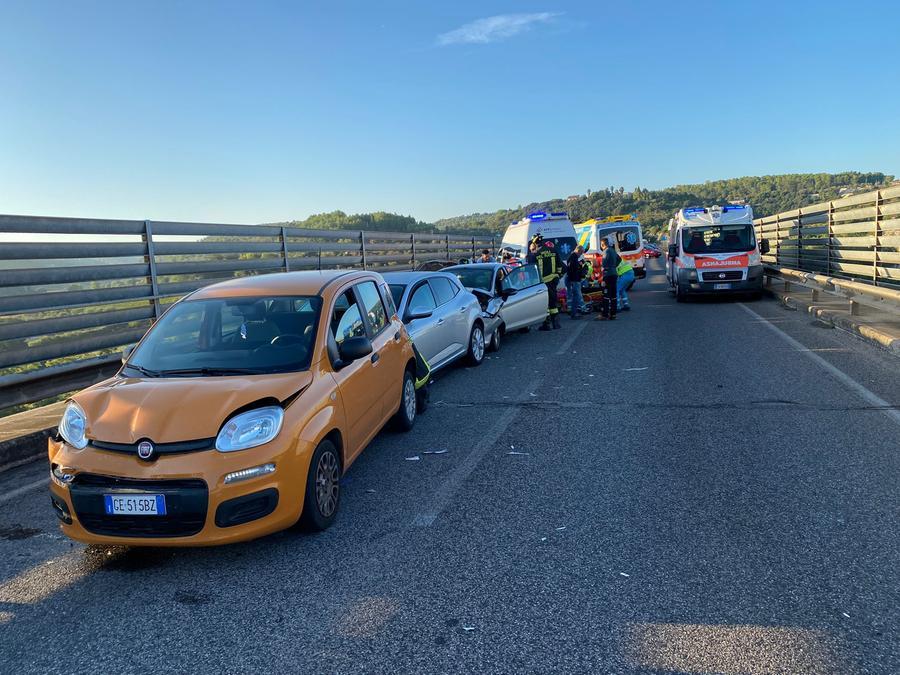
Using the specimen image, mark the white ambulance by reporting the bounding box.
[499,212,578,261]
[574,214,646,279]
[665,204,770,301]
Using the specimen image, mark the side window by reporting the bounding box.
[357,281,388,335]
[330,290,366,346]
[429,277,457,306]
[378,282,397,318]
[504,264,541,291]
[409,283,437,315]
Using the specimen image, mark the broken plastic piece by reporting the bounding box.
[624,367,649,372]
[422,450,448,455]
[507,451,530,456]
[619,572,630,578]
[555,526,566,531]
[540,537,547,542]
[462,626,476,632]
[405,456,421,461]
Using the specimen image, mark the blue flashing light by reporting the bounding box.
[684,207,707,214]
[722,205,747,212]
[550,212,567,217]
[528,211,547,220]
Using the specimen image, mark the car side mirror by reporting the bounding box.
[501,287,518,299]
[121,344,136,364]
[759,238,770,255]
[668,244,678,260]
[405,307,433,321]
[337,336,372,368]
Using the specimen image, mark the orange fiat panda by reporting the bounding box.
[48,270,418,546]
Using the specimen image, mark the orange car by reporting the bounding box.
[48,270,418,546]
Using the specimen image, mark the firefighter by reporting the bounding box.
[528,234,565,330]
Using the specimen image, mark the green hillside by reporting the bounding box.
[432,172,894,240]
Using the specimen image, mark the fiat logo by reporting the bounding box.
[137,440,154,460]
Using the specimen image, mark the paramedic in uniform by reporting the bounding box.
[596,236,620,321]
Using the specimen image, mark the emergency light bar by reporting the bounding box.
[684,207,707,214]
[528,212,547,220]
[722,205,748,212]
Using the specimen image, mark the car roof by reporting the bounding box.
[189,269,377,300]
[445,263,502,272]
[380,271,457,286]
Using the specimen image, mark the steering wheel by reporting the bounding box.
[270,334,305,347]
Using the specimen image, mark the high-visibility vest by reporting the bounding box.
[616,259,633,276]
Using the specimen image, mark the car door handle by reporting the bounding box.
[436,318,444,325]
[458,306,467,313]
[371,352,380,364]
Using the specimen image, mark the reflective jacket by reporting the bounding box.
[616,259,633,276]
[535,248,563,283]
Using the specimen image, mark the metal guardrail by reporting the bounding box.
[763,264,900,318]
[0,214,497,413]
[754,184,900,291]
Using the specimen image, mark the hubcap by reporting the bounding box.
[472,328,484,361]
[404,377,416,421]
[315,450,339,517]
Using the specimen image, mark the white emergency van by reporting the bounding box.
[574,215,646,279]
[665,204,770,301]
[499,212,578,261]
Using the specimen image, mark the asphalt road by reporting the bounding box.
[2,259,899,674]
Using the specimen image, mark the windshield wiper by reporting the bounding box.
[155,367,266,377]
[123,363,160,378]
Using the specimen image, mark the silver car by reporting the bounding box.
[383,271,492,372]
[445,263,549,348]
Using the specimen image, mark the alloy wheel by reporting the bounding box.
[315,450,339,517]
[403,376,416,423]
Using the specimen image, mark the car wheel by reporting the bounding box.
[466,324,485,366]
[300,439,341,531]
[393,370,417,431]
[488,326,501,352]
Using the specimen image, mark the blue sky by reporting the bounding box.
[1,1,898,224]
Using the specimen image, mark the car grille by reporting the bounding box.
[70,473,208,538]
[89,438,214,457]
[701,270,744,281]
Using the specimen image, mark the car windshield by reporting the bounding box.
[388,284,406,309]
[450,267,494,292]
[124,295,322,376]
[683,224,756,254]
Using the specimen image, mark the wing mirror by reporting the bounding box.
[405,307,433,321]
[336,336,373,368]
[667,244,678,260]
[121,344,136,364]
[759,238,770,255]
[500,287,518,299]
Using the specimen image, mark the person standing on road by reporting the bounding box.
[616,256,635,312]
[565,245,586,320]
[529,235,565,331]
[596,236,620,321]
[478,249,495,263]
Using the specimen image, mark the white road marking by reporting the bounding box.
[0,477,49,506]
[738,303,900,427]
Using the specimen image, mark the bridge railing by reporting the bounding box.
[0,215,496,414]
[754,184,900,290]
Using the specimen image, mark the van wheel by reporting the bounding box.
[488,327,501,353]
[300,439,341,531]
[675,285,688,302]
[466,324,485,366]
[393,370,417,431]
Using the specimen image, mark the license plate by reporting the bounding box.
[104,494,166,516]
[714,283,732,290]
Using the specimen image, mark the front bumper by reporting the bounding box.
[676,267,763,294]
[48,434,314,546]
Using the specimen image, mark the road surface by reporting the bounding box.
[1,259,899,673]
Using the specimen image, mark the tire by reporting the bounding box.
[675,284,688,302]
[466,324,485,366]
[488,326,502,353]
[299,439,341,531]
[393,370,417,431]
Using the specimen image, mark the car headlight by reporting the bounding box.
[216,406,284,453]
[58,401,88,450]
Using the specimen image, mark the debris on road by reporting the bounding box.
[619,572,630,578]
[365,489,376,494]
[624,367,649,372]
[405,456,421,461]
[842,612,851,619]
[422,450,448,455]
[529,392,537,397]
[507,451,530,456]
[555,526,566,531]
[540,537,547,542]
[462,625,476,632]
